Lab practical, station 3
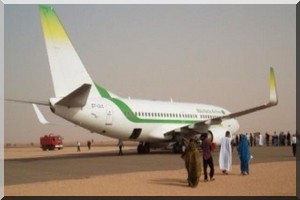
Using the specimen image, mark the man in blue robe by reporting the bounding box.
[237,134,251,175]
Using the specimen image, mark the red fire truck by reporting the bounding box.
[40,134,63,151]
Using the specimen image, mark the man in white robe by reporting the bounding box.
[258,133,264,146]
[219,131,232,174]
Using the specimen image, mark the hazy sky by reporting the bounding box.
[4,4,296,143]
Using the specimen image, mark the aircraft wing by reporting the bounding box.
[165,67,278,136]
[202,67,277,124]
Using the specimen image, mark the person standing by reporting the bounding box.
[219,131,232,175]
[287,131,291,146]
[237,134,251,175]
[201,133,215,181]
[118,139,124,156]
[258,133,264,146]
[253,135,256,147]
[291,134,297,157]
[77,141,81,152]
[265,132,270,146]
[279,132,282,146]
[249,133,253,147]
[275,131,279,146]
[235,134,239,147]
[87,140,92,150]
[184,139,202,187]
[246,133,250,145]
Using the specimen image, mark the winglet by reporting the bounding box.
[32,104,50,124]
[268,67,278,106]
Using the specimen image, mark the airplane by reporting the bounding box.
[7,5,279,154]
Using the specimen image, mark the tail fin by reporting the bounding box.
[39,5,99,98]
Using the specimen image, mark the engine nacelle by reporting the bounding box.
[208,128,231,145]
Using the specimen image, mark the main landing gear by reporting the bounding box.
[173,141,185,153]
[137,142,150,154]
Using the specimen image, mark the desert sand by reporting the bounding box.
[4,146,296,196]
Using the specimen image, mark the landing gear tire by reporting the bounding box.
[137,142,150,154]
[173,142,183,154]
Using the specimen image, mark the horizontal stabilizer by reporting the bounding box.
[32,104,50,124]
[5,99,48,106]
[32,104,77,127]
[55,84,91,107]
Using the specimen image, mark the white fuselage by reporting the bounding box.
[50,97,239,144]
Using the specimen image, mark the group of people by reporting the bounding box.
[183,131,252,187]
[184,129,298,187]
[235,131,298,149]
[234,131,297,157]
[215,132,251,176]
[75,139,124,155]
[76,140,93,152]
[235,132,264,147]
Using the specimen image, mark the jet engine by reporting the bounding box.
[207,127,231,145]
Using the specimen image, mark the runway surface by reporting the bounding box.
[5,146,296,186]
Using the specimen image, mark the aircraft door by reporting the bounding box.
[105,105,113,125]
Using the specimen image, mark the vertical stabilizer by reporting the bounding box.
[39,5,99,98]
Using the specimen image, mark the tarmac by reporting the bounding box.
[5,145,296,187]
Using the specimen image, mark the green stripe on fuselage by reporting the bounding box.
[94,83,112,98]
[94,82,198,124]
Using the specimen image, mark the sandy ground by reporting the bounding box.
[5,161,295,196]
[4,146,296,196]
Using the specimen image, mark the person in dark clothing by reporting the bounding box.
[235,134,239,146]
[287,131,291,146]
[253,135,256,146]
[118,139,124,156]
[265,132,270,146]
[249,133,253,147]
[201,133,215,181]
[291,134,297,157]
[274,131,279,146]
[87,140,91,150]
